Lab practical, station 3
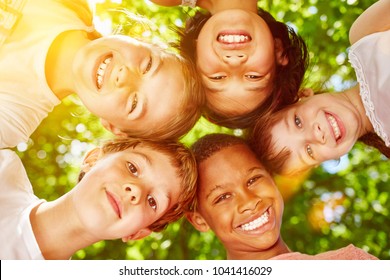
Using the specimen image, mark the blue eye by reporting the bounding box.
[294,115,302,128]
[306,144,314,159]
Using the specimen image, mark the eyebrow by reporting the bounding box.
[248,167,265,174]
[283,113,291,132]
[205,185,224,201]
[205,167,265,200]
[139,57,165,119]
[132,151,152,165]
[151,55,163,78]
[206,82,267,94]
[282,113,311,168]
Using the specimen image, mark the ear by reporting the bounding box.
[81,147,102,173]
[122,228,152,242]
[274,38,289,66]
[185,212,210,232]
[298,88,314,99]
[100,119,128,137]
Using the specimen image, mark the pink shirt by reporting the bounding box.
[270,244,378,260]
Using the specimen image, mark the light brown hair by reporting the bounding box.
[82,137,198,232]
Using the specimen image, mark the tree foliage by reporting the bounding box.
[17,0,389,259]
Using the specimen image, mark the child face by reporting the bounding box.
[196,9,277,116]
[270,93,364,174]
[72,35,185,135]
[195,144,284,252]
[73,144,181,240]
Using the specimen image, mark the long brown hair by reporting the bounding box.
[359,133,390,158]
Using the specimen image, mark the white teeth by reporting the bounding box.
[96,57,112,89]
[240,211,269,231]
[327,114,341,140]
[218,34,250,43]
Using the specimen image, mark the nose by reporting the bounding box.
[123,183,141,204]
[237,189,261,214]
[311,122,326,144]
[222,53,248,67]
[115,66,127,87]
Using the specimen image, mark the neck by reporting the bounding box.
[342,85,374,136]
[225,237,291,260]
[201,0,258,14]
[30,193,98,260]
[46,30,91,100]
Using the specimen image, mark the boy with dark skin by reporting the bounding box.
[188,133,377,260]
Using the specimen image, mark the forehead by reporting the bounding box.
[206,83,271,116]
[198,144,265,187]
[121,144,182,188]
[106,144,171,165]
[137,55,185,128]
[270,111,310,175]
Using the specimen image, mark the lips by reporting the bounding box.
[325,112,344,143]
[105,190,122,219]
[96,55,112,90]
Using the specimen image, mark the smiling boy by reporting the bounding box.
[188,133,377,260]
[0,138,197,259]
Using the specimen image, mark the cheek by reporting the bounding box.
[196,51,220,74]
[207,207,230,228]
[252,46,275,67]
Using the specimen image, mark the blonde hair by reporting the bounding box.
[101,137,198,231]
[121,52,205,140]
[63,2,205,140]
[103,9,206,140]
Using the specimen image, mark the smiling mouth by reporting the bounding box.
[217,33,251,44]
[326,113,342,141]
[239,209,270,231]
[105,190,121,219]
[96,55,112,90]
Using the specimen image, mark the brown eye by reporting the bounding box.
[247,175,263,187]
[245,74,262,80]
[129,94,138,114]
[209,75,226,80]
[214,193,231,205]
[143,56,152,74]
[147,195,157,211]
[306,145,314,159]
[127,162,138,176]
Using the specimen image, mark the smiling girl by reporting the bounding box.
[151,0,308,129]
[248,0,390,175]
[0,0,203,149]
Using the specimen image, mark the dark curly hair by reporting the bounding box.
[175,8,309,129]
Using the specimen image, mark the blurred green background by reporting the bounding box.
[15,0,389,259]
